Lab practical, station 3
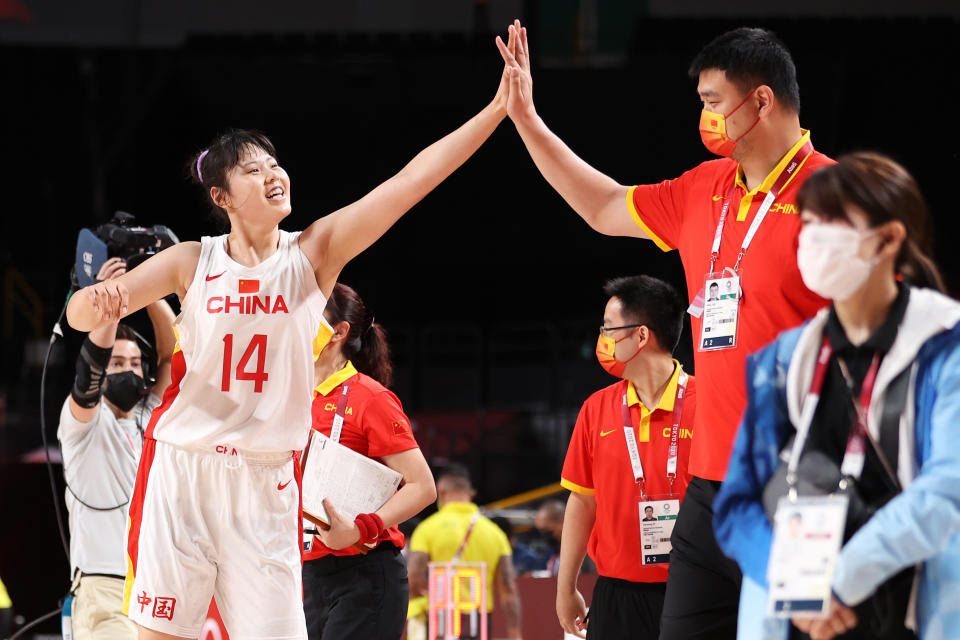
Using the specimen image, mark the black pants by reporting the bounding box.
[302,544,409,640]
[0,607,10,640]
[586,576,665,640]
[659,476,742,640]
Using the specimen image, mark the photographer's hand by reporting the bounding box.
[96,257,127,283]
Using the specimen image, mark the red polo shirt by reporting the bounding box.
[303,362,419,559]
[561,364,696,583]
[628,131,832,480]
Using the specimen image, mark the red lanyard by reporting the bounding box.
[709,140,814,274]
[790,335,881,483]
[329,383,352,444]
[620,372,688,497]
[450,511,480,564]
[122,406,147,454]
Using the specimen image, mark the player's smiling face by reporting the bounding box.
[220,145,292,224]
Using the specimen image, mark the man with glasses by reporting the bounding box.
[556,275,696,639]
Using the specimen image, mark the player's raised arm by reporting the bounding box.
[496,21,644,240]
[299,29,518,295]
[66,241,200,333]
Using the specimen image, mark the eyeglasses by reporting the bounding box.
[598,324,643,336]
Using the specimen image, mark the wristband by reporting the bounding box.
[354,512,384,544]
[71,336,113,408]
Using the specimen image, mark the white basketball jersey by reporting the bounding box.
[147,231,327,452]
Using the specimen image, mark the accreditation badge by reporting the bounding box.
[698,271,741,351]
[303,518,316,553]
[639,497,680,565]
[767,495,848,618]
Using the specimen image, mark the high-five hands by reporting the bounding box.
[491,20,519,115]
[495,20,534,123]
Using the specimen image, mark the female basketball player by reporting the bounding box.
[65,29,517,640]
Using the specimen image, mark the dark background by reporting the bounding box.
[0,0,957,632]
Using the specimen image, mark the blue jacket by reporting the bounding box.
[714,288,960,640]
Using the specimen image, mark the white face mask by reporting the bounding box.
[797,224,879,301]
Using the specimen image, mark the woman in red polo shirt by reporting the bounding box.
[302,283,436,640]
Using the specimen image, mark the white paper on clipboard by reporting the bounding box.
[300,430,402,524]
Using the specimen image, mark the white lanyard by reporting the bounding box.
[621,373,688,494]
[329,383,351,444]
[708,140,814,274]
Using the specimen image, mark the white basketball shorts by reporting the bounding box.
[123,439,306,640]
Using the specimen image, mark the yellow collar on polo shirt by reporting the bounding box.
[314,361,358,397]
[440,502,480,514]
[733,129,812,221]
[626,359,683,413]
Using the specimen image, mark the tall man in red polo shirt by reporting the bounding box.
[497,23,831,639]
[559,275,695,639]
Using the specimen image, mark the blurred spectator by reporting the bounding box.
[715,153,960,640]
[513,500,564,575]
[407,463,522,639]
[490,515,514,541]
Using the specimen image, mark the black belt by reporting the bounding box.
[80,572,125,580]
[306,544,401,574]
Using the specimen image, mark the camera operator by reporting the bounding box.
[58,256,176,640]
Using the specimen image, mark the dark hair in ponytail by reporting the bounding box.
[797,152,945,292]
[324,283,394,388]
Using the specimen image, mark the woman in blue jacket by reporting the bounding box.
[714,152,960,640]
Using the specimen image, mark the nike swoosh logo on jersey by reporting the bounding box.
[600,429,616,437]
[278,479,292,490]
[712,195,724,201]
[206,271,226,281]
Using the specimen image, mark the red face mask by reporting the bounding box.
[699,88,760,157]
[595,329,642,378]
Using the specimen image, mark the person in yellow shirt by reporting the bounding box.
[407,464,522,639]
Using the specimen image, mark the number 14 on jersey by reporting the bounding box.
[221,334,269,392]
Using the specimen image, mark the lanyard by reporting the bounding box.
[786,335,881,495]
[708,140,814,274]
[121,404,148,454]
[121,428,138,454]
[329,383,351,444]
[450,511,481,564]
[620,372,688,497]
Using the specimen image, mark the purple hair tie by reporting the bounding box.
[196,149,209,182]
